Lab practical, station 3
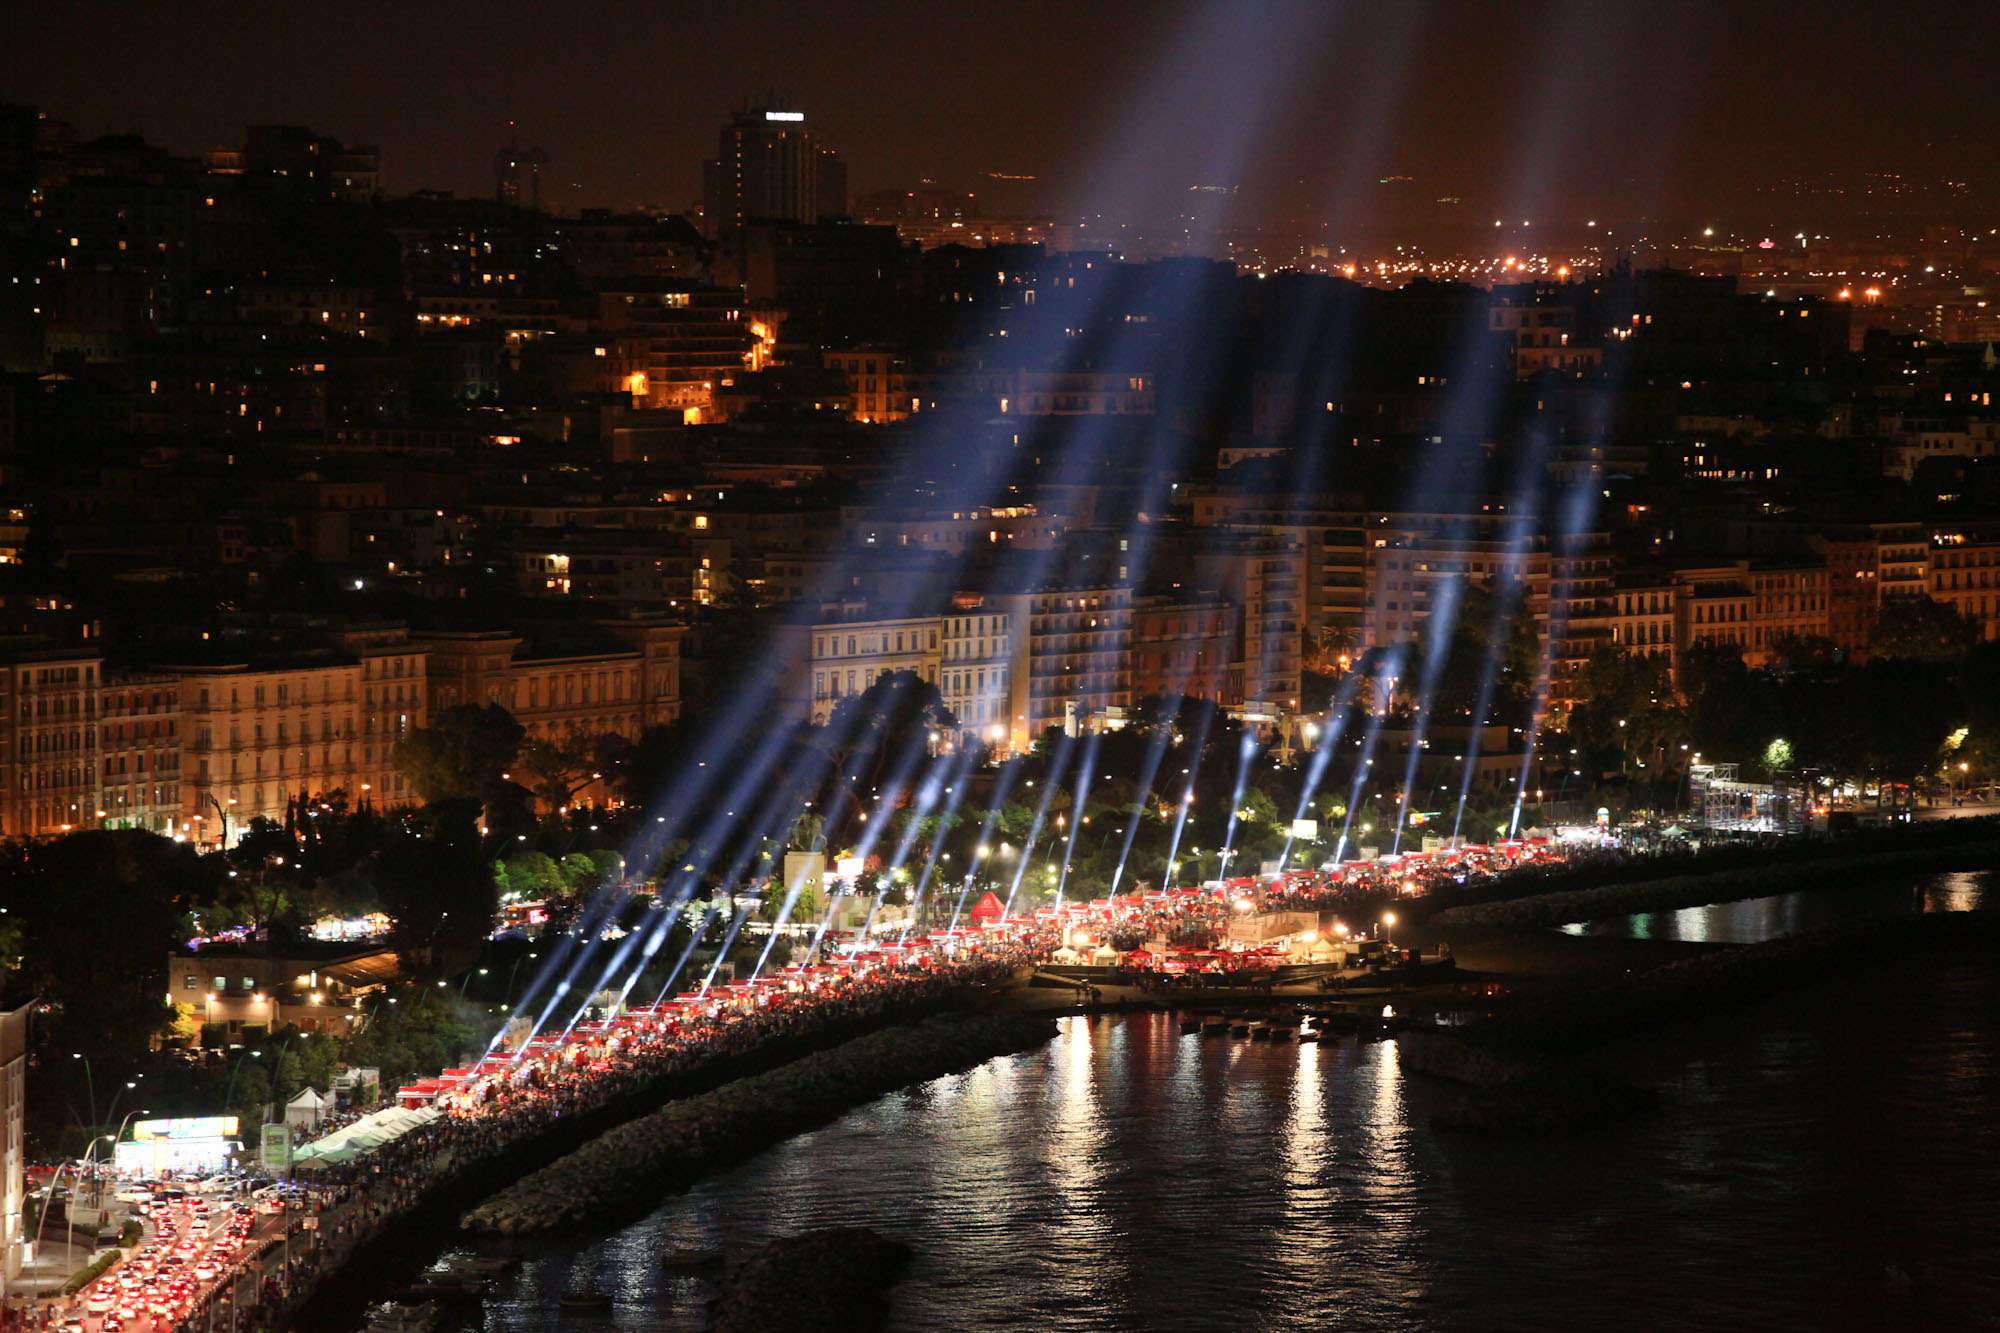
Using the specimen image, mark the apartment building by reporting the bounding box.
[996,583,1134,739]
[805,609,942,726]
[1605,578,1678,671]
[1130,596,1237,707]
[1928,534,2000,640]
[418,617,684,798]
[178,661,365,847]
[0,642,102,839]
[939,604,1016,751]
[1746,564,1832,663]
[1674,567,1754,656]
[99,671,180,834]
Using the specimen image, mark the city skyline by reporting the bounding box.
[6,1,1999,235]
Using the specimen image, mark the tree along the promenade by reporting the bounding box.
[814,671,957,834]
[392,703,528,811]
[1569,648,1686,774]
[0,830,220,1060]
[517,731,634,815]
[1678,642,1777,762]
[1870,594,1980,661]
[1428,577,1542,724]
[339,986,473,1091]
[367,801,500,980]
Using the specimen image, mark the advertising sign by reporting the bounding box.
[116,1137,234,1175]
[133,1116,239,1141]
[260,1122,292,1172]
[1291,819,1318,841]
[1225,909,1318,945]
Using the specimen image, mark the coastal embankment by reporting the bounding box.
[706,1228,912,1333]
[284,982,1018,1332]
[1403,910,1998,1130]
[1429,838,2000,930]
[460,1010,1058,1236]
[1471,907,1999,1052]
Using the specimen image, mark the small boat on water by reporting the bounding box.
[1229,1023,1252,1036]
[559,1291,613,1311]
[1250,1026,1272,1041]
[1268,1027,1296,1042]
[1178,1018,1202,1035]
[442,1256,519,1276]
[1201,1020,1228,1036]
[662,1248,725,1270]
[394,1280,484,1302]
[1296,1029,1322,1043]
[364,1302,441,1333]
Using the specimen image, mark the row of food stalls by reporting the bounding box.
[369,844,1573,1118]
[1040,838,1564,970]
[381,913,1030,1113]
[289,1105,443,1168]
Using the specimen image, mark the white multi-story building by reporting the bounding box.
[939,605,1018,752]
[806,610,942,725]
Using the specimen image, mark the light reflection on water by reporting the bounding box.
[475,960,1999,1333]
[1559,870,1989,943]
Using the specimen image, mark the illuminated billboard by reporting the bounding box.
[115,1137,235,1175]
[133,1116,240,1141]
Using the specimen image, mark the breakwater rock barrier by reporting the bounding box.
[1400,1028,1656,1132]
[1401,911,1997,1131]
[461,1010,1059,1236]
[706,1227,912,1333]
[1474,908,1999,1053]
[1429,840,2000,931]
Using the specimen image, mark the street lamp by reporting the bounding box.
[1381,911,1397,948]
[86,1106,150,1209]
[223,1048,264,1118]
[29,1160,79,1280]
[70,1052,96,1130]
[99,1078,142,1147]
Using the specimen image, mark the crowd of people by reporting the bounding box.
[49,843,1583,1329]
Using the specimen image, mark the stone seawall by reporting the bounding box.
[461,1011,1059,1236]
[1429,841,2000,931]
[1401,910,1996,1131]
[706,1228,912,1333]
[1475,908,1998,1053]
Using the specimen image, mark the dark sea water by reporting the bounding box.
[1558,870,1989,943]
[462,934,2000,1333]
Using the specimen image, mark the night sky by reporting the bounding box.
[7,0,1998,229]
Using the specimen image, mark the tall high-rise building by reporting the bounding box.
[700,105,845,238]
[495,128,548,210]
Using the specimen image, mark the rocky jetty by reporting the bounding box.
[705,1228,912,1333]
[1403,913,1998,1132]
[461,1011,1057,1235]
[1431,1063,1659,1133]
[1478,910,1999,1053]
[1430,841,2000,931]
[1396,1029,1532,1087]
[1401,1028,1655,1132]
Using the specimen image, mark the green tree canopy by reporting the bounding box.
[392,703,525,806]
[367,803,499,979]
[0,831,220,1073]
[1871,595,1979,661]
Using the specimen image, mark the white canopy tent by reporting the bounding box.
[284,1087,332,1132]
